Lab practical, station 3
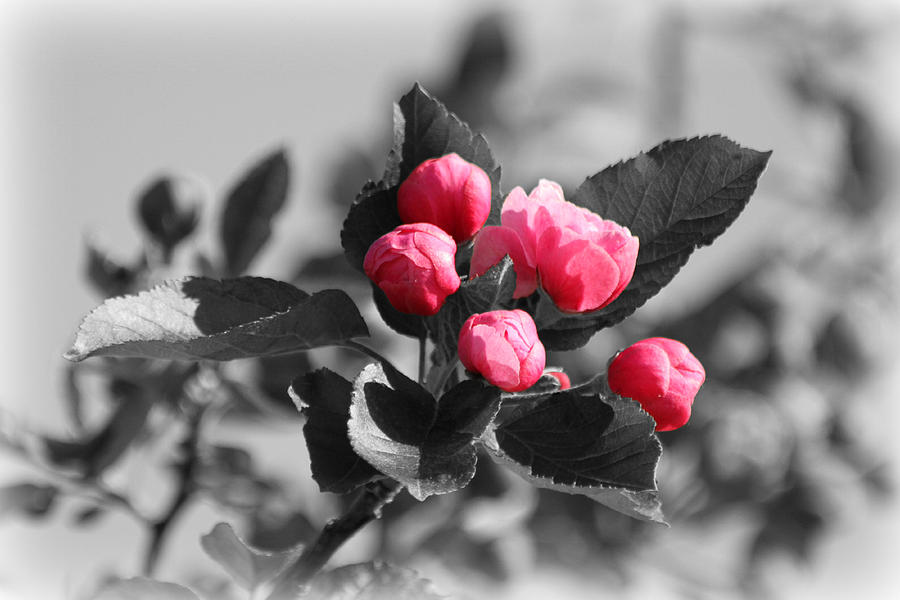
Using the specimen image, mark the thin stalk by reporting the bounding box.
[417,336,427,384]
[265,480,404,599]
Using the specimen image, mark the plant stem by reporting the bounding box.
[265,480,403,599]
[141,407,203,576]
[343,340,395,370]
[417,336,427,384]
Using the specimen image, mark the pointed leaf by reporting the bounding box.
[348,363,500,501]
[539,136,771,350]
[221,149,290,276]
[201,522,302,591]
[425,255,516,363]
[65,277,368,362]
[483,388,665,523]
[303,561,443,600]
[290,368,380,493]
[340,83,502,276]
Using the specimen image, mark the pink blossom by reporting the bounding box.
[546,371,571,390]
[606,337,706,431]
[363,223,460,316]
[470,180,638,313]
[398,153,492,243]
[458,310,546,392]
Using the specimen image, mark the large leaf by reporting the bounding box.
[289,368,381,493]
[425,255,516,363]
[483,388,665,523]
[303,562,443,600]
[348,363,500,501]
[201,522,303,592]
[65,277,368,362]
[220,149,290,276]
[340,83,502,276]
[538,135,771,350]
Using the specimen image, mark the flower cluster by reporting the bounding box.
[362,153,705,429]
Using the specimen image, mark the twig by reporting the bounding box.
[417,336,427,384]
[141,406,203,576]
[265,480,404,599]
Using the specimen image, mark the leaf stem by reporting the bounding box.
[417,336,427,385]
[342,341,395,371]
[265,479,404,599]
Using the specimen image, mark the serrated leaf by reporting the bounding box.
[290,368,380,493]
[221,149,290,276]
[340,83,503,277]
[538,136,771,350]
[65,277,368,362]
[393,83,502,214]
[426,255,516,363]
[201,522,303,591]
[303,561,444,600]
[93,578,200,600]
[348,363,500,501]
[483,388,665,523]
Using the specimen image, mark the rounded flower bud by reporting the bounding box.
[546,371,571,390]
[458,310,546,392]
[606,337,706,431]
[470,180,638,312]
[398,153,492,243]
[363,223,460,316]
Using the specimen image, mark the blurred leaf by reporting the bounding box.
[538,136,772,350]
[85,239,141,298]
[303,562,443,600]
[43,379,153,477]
[426,255,516,363]
[136,176,202,253]
[0,482,58,519]
[220,149,290,276]
[290,368,380,494]
[483,388,665,523]
[201,522,303,591]
[348,363,500,501]
[72,504,107,526]
[254,352,312,411]
[93,577,200,600]
[249,511,318,552]
[65,277,368,362]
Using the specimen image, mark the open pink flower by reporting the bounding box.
[606,337,706,431]
[363,223,460,316]
[458,310,546,392]
[470,180,638,313]
[398,153,492,243]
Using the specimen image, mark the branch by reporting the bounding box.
[266,480,404,599]
[141,406,203,576]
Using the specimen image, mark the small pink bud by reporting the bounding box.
[606,337,706,431]
[470,180,638,312]
[363,223,460,316]
[398,153,492,243]
[546,371,571,390]
[458,310,546,392]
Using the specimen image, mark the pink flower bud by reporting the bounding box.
[546,371,571,390]
[398,153,492,243]
[458,310,546,392]
[606,337,706,431]
[470,180,638,312]
[363,223,461,316]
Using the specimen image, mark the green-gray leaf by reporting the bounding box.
[65,277,368,362]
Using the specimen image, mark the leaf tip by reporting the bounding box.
[62,348,86,363]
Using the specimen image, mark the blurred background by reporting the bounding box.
[1,0,899,598]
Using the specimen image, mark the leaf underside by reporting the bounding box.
[65,276,368,362]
